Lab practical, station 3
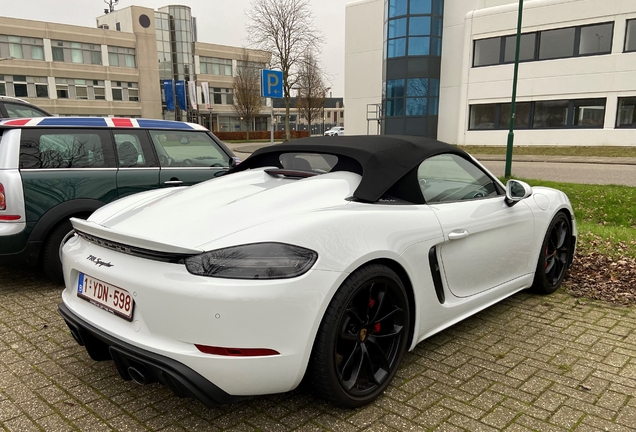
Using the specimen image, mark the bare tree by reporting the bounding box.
[233,49,263,140]
[247,0,323,141]
[296,51,328,134]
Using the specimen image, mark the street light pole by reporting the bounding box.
[505,0,524,178]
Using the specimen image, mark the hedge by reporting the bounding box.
[213,130,310,141]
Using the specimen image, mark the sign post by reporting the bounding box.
[505,0,524,177]
[261,69,283,145]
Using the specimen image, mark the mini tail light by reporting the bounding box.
[0,183,6,210]
[0,183,21,220]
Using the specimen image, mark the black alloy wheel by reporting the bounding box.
[309,264,410,407]
[532,212,572,294]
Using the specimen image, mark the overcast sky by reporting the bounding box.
[2,0,348,96]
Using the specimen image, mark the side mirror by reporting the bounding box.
[505,179,532,207]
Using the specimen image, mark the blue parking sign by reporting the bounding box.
[261,69,283,98]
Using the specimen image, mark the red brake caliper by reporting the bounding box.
[369,298,380,333]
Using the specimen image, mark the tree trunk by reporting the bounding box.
[284,98,291,141]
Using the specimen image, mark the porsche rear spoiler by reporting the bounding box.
[70,218,204,255]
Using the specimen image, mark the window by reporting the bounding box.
[385,79,404,117]
[617,97,636,127]
[0,36,44,61]
[19,129,114,169]
[405,77,438,116]
[473,37,501,67]
[625,19,636,52]
[200,57,232,76]
[279,153,338,173]
[573,99,606,127]
[410,0,432,14]
[539,28,575,60]
[210,88,233,105]
[503,33,536,63]
[4,103,49,118]
[388,0,407,18]
[51,40,102,65]
[149,130,230,168]
[13,76,27,98]
[54,78,105,100]
[469,104,497,130]
[533,100,569,128]
[417,153,499,203]
[111,82,139,102]
[35,82,48,98]
[0,75,48,99]
[474,22,614,67]
[579,23,613,55]
[108,46,136,68]
[114,133,150,167]
[499,102,531,129]
[469,98,607,130]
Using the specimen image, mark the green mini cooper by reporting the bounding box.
[0,117,237,282]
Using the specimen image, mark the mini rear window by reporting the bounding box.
[19,128,116,169]
[279,153,338,173]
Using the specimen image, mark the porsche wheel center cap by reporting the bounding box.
[359,328,368,342]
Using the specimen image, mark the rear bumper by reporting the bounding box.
[58,303,246,407]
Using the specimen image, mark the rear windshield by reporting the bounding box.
[279,153,338,173]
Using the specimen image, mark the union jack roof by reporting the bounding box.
[0,117,208,130]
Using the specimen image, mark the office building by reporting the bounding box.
[0,5,271,131]
[345,0,636,145]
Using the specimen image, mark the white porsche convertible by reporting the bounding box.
[59,135,576,408]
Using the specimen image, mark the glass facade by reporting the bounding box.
[156,5,196,120]
[382,0,444,138]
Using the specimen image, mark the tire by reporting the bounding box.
[42,219,74,284]
[309,264,410,408]
[531,212,572,295]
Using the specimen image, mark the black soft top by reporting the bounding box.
[229,135,470,203]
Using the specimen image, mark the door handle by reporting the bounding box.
[164,180,183,185]
[448,229,469,240]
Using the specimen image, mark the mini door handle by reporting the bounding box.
[164,180,183,185]
[448,229,469,240]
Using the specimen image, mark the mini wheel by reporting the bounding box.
[42,220,74,284]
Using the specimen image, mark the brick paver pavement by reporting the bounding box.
[1,264,635,431]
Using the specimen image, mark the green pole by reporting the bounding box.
[505,0,524,177]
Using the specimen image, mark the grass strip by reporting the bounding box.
[513,178,636,259]
[460,145,636,158]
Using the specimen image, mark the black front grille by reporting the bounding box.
[76,230,196,263]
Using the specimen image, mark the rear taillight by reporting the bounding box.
[195,344,279,357]
[0,183,21,220]
[0,183,6,210]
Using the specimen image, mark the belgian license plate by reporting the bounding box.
[77,273,134,321]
